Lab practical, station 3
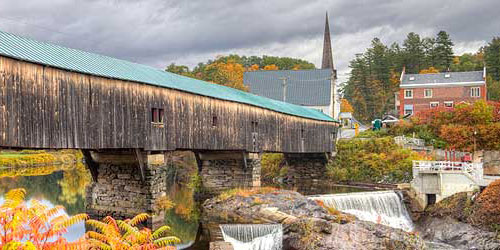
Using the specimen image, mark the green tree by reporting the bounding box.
[402,32,425,74]
[485,37,500,81]
[433,31,454,71]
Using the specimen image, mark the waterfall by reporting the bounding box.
[219,224,282,250]
[309,190,414,232]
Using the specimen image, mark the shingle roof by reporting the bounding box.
[401,71,485,86]
[0,30,335,122]
[243,69,333,106]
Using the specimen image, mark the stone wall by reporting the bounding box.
[85,151,168,228]
[283,153,329,191]
[199,152,261,192]
[482,151,500,175]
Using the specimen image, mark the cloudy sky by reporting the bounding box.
[0,0,498,83]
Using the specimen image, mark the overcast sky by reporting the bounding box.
[0,0,498,84]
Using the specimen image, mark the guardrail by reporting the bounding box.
[412,160,484,184]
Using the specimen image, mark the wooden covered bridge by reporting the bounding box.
[0,30,338,221]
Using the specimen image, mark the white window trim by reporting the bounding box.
[444,101,454,108]
[430,102,439,108]
[471,87,480,97]
[424,89,432,98]
[404,89,413,99]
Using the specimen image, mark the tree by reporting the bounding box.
[263,64,279,70]
[433,31,454,71]
[340,99,354,113]
[204,59,247,91]
[402,32,425,74]
[485,37,500,81]
[165,63,193,77]
[419,67,440,74]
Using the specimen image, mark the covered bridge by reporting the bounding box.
[0,30,338,222]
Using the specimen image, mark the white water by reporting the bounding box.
[309,190,414,232]
[220,224,282,250]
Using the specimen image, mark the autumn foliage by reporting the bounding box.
[469,179,500,228]
[340,99,354,113]
[0,188,88,249]
[86,214,180,249]
[392,100,500,151]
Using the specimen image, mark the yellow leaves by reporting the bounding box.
[205,59,247,91]
[154,236,181,247]
[86,214,180,249]
[247,64,260,71]
[3,188,25,208]
[340,99,354,113]
[0,188,88,249]
[419,66,440,74]
[263,64,279,70]
[129,213,150,227]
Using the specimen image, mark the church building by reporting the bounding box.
[243,13,340,119]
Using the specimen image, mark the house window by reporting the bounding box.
[430,102,439,108]
[212,115,218,127]
[404,89,413,99]
[424,89,432,98]
[444,101,453,108]
[471,87,480,97]
[404,105,413,116]
[151,108,164,123]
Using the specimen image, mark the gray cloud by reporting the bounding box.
[0,0,498,83]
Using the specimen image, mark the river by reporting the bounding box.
[0,161,369,248]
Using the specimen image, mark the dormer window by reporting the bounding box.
[444,73,451,78]
[409,76,415,81]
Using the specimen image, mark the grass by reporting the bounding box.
[0,149,82,167]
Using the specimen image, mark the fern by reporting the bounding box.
[154,236,181,247]
[129,212,150,226]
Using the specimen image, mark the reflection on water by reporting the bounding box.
[0,162,91,242]
[0,159,374,248]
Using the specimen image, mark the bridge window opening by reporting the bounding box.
[300,127,305,139]
[151,108,164,123]
[212,115,218,127]
[251,121,258,133]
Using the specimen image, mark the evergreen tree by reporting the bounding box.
[433,31,454,71]
[402,32,425,74]
[485,37,500,81]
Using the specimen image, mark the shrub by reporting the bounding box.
[260,153,285,183]
[328,137,429,183]
[469,179,500,229]
[0,188,88,249]
[218,187,278,201]
[86,214,180,249]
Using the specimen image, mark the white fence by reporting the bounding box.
[413,160,484,184]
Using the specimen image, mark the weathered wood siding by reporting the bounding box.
[0,56,337,153]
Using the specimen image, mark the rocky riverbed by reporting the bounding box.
[202,189,425,250]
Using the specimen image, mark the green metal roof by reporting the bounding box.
[0,30,336,122]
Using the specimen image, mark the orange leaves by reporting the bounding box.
[340,99,354,113]
[205,59,247,91]
[263,64,279,71]
[0,188,88,249]
[86,214,180,249]
[419,67,440,74]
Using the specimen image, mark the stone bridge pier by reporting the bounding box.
[282,153,330,192]
[196,151,262,193]
[83,150,168,228]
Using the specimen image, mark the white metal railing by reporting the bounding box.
[413,160,484,183]
[394,136,426,147]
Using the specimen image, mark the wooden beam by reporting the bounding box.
[194,152,203,173]
[82,150,99,182]
[134,148,146,182]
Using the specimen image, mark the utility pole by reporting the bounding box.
[278,76,288,102]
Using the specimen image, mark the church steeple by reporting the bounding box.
[321,12,334,71]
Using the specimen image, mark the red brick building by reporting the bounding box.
[397,69,487,117]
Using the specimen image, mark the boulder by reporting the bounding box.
[202,189,425,250]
